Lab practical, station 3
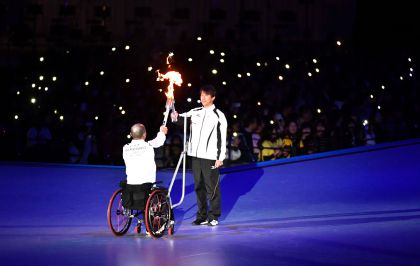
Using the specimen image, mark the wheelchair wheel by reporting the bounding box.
[107,188,132,236]
[144,189,171,238]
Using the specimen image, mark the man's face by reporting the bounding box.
[200,91,215,108]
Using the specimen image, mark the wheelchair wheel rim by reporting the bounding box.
[107,188,132,236]
[145,190,170,238]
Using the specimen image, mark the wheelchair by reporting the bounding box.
[107,181,175,238]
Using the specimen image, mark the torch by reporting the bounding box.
[157,53,183,126]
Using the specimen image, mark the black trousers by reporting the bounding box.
[191,157,221,221]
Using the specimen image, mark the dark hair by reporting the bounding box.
[200,84,216,97]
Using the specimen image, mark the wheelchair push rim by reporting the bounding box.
[144,189,172,238]
[107,188,132,236]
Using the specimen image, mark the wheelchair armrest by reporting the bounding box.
[152,181,163,186]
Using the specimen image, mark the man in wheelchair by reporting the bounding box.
[122,123,168,210]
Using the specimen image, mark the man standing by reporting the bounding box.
[172,85,227,226]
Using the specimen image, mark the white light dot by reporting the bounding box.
[363,120,369,126]
[85,81,89,86]
[408,57,412,62]
[275,57,280,61]
[264,62,268,66]
[95,116,99,120]
[66,50,70,54]
[317,108,321,114]
[410,67,414,72]
[315,68,320,73]
[233,132,238,137]
[222,81,227,85]
[246,72,251,77]
[237,74,242,78]
[14,115,19,120]
[220,58,225,63]
[257,102,261,106]
[197,36,202,41]
[197,100,201,104]
[44,87,48,91]
[209,50,215,55]
[188,58,193,62]
[220,52,225,57]
[121,110,126,115]
[212,69,218,75]
[59,115,64,121]
[119,106,123,110]
[100,71,105,75]
[308,72,313,77]
[409,73,413,77]
[187,98,192,102]
[381,85,385,90]
[146,66,153,72]
[270,120,274,125]
[52,76,57,82]
[370,94,374,99]
[233,115,237,119]
[400,76,404,80]
[159,89,163,92]
[125,78,130,83]
[337,40,342,46]
[125,45,130,50]
[256,62,261,67]
[17,91,20,95]
[30,98,36,104]
[127,134,131,139]
[39,76,44,81]
[112,47,116,52]
[38,86,42,90]
[54,110,58,114]
[39,57,44,62]
[31,83,36,88]
[188,83,192,87]
[278,75,284,80]
[285,64,290,69]
[312,58,317,63]
[377,105,381,110]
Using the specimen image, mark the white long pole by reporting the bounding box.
[168,113,188,208]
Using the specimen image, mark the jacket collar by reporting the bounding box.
[131,139,145,143]
[203,104,215,111]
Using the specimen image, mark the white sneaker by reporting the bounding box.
[208,220,218,226]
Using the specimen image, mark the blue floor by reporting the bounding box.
[1,139,420,265]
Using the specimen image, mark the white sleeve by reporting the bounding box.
[218,111,228,161]
[147,131,166,148]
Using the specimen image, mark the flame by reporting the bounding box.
[157,70,183,101]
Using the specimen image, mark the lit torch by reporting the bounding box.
[157,53,183,126]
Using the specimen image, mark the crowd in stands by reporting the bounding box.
[1,38,419,167]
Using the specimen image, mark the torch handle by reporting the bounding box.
[162,106,170,126]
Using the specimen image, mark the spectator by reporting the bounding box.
[313,121,330,153]
[240,117,258,162]
[260,127,283,161]
[282,121,303,158]
[300,123,316,155]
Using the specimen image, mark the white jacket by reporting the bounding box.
[185,105,227,161]
[123,132,165,185]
